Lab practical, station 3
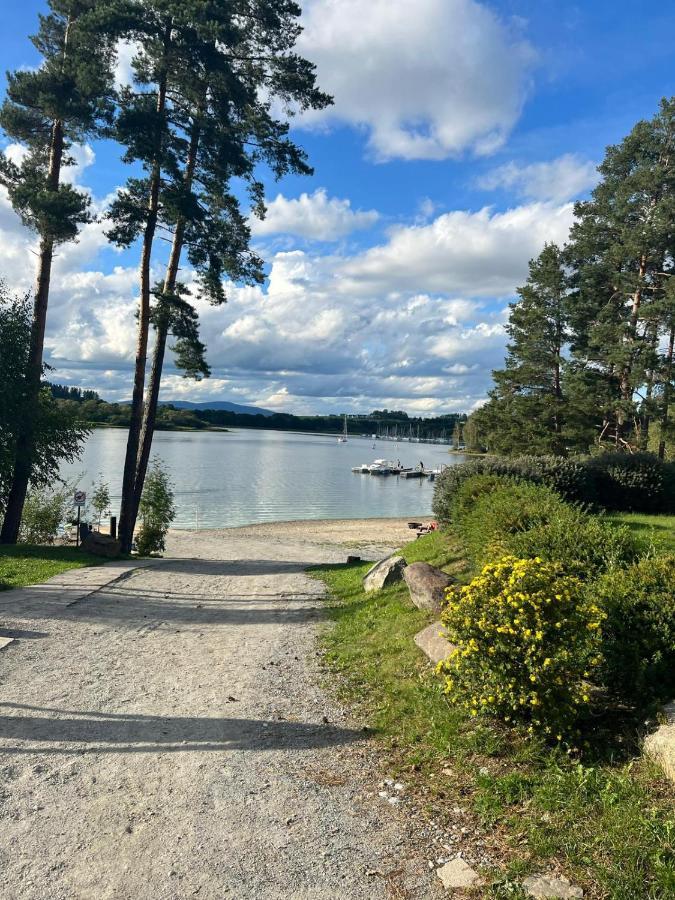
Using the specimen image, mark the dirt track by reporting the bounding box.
[0,519,443,900]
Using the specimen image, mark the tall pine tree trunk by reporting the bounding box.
[129,121,201,536]
[616,257,646,446]
[0,120,63,544]
[658,322,675,459]
[118,24,171,554]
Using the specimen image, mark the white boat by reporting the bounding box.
[337,414,348,443]
[368,458,401,475]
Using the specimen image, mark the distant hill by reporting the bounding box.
[161,399,274,417]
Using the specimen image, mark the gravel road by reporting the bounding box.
[0,519,445,900]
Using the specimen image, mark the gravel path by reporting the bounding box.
[0,519,444,900]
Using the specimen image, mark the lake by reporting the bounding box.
[60,428,464,529]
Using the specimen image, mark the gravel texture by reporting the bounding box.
[0,519,445,900]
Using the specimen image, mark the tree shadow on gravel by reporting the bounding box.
[0,702,364,754]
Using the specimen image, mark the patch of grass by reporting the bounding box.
[310,527,675,899]
[608,512,675,555]
[0,545,105,590]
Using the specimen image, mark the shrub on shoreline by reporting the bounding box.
[439,556,604,739]
[452,477,639,576]
[591,555,675,705]
[433,452,675,521]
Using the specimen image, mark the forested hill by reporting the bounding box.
[47,384,466,441]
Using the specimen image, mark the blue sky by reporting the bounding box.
[1,0,674,414]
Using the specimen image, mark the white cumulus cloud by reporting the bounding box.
[251,189,379,240]
[297,0,535,160]
[478,154,599,202]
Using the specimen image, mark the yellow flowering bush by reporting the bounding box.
[439,556,604,738]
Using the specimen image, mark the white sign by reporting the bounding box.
[73,490,87,507]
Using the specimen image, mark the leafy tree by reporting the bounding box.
[90,476,111,529]
[0,0,121,543]
[0,286,89,525]
[136,458,175,555]
[110,0,331,552]
[484,244,570,456]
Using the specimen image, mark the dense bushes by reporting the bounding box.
[451,477,638,576]
[433,452,675,522]
[436,472,674,733]
[591,556,675,704]
[585,452,675,512]
[440,556,604,738]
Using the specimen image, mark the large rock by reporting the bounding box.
[414,621,455,664]
[522,874,583,899]
[436,857,482,890]
[644,700,675,784]
[403,561,453,614]
[363,555,407,592]
[81,531,122,559]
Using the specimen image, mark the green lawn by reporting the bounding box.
[0,545,104,591]
[310,529,675,899]
[609,512,675,554]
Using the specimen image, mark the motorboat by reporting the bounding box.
[368,458,401,475]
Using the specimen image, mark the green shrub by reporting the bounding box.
[19,483,73,544]
[591,555,675,704]
[439,556,604,738]
[433,451,675,518]
[448,473,512,524]
[456,480,571,565]
[586,452,675,513]
[503,512,640,578]
[136,459,176,556]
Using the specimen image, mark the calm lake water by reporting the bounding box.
[60,428,464,529]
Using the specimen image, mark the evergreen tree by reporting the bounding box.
[0,285,89,517]
[484,244,570,456]
[566,98,675,450]
[0,0,120,543]
[109,0,331,552]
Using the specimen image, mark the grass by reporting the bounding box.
[310,529,675,899]
[609,512,675,554]
[0,545,105,590]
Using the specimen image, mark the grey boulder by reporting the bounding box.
[403,561,453,613]
[363,555,407,592]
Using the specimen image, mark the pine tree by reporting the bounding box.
[566,98,675,450]
[0,0,121,543]
[110,0,331,552]
[485,243,570,455]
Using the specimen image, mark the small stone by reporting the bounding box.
[644,699,675,784]
[522,874,583,898]
[436,858,482,890]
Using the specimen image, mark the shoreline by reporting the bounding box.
[166,516,425,555]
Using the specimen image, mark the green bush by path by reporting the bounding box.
[433,452,675,521]
[591,555,675,705]
[310,532,675,897]
[0,545,104,590]
[440,556,604,739]
[452,478,639,576]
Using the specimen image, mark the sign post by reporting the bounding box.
[73,490,86,547]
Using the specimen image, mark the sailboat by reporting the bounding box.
[337,414,348,443]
